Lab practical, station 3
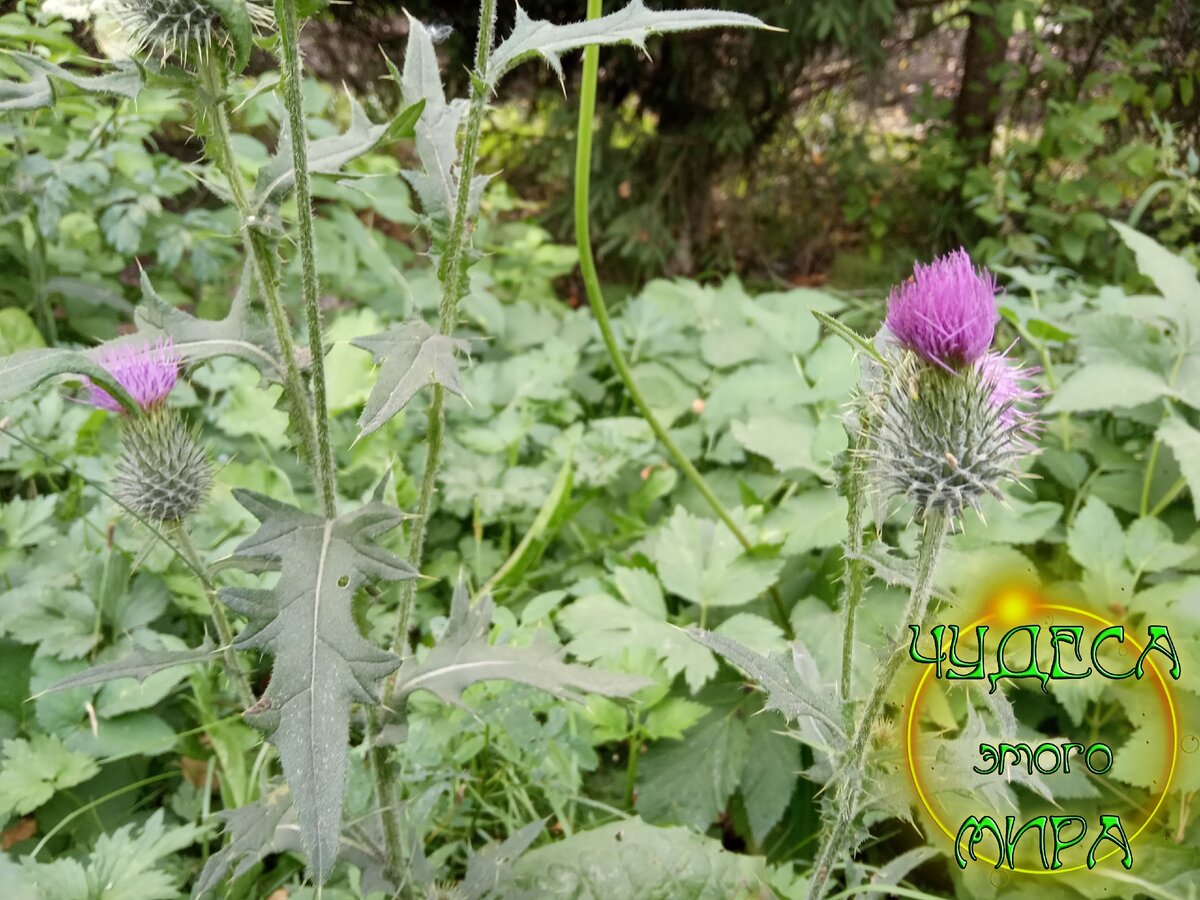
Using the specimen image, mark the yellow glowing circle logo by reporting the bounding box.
[903,589,1180,876]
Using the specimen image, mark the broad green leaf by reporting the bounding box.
[731,416,825,476]
[688,628,846,748]
[0,53,140,112]
[642,696,710,740]
[0,734,99,818]
[219,489,417,880]
[636,709,750,830]
[509,817,768,898]
[1110,220,1200,341]
[250,95,400,214]
[649,507,782,608]
[36,640,217,696]
[1125,517,1194,573]
[1067,497,1127,577]
[487,0,772,86]
[392,582,649,705]
[1046,361,1175,413]
[1158,417,1200,519]
[739,711,799,845]
[65,712,178,760]
[133,268,284,380]
[713,612,785,657]
[0,309,45,354]
[351,318,470,437]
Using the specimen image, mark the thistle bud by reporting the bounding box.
[85,338,212,523]
[105,0,272,65]
[862,252,1040,522]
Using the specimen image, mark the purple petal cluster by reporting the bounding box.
[85,338,179,413]
[976,350,1042,439]
[885,249,1000,368]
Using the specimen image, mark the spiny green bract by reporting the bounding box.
[115,407,212,523]
[107,0,271,65]
[862,350,1027,522]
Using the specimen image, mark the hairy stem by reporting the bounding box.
[838,425,870,710]
[173,524,256,709]
[199,61,321,491]
[371,1,499,877]
[276,0,337,518]
[808,511,949,900]
[572,0,792,637]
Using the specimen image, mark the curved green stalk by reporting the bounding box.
[573,0,791,637]
[276,0,338,518]
[808,511,949,900]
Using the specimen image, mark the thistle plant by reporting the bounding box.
[806,250,1042,899]
[2,0,769,890]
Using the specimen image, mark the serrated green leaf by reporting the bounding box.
[1158,417,1200,519]
[739,711,798,845]
[1110,220,1200,341]
[1125,517,1194,573]
[488,0,771,87]
[218,490,417,880]
[392,582,650,705]
[351,318,470,437]
[649,507,782,609]
[636,708,750,830]
[558,592,717,693]
[0,734,99,818]
[1046,361,1175,413]
[0,309,45,354]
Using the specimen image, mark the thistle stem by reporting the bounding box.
[808,511,949,900]
[173,524,256,709]
[276,0,338,518]
[838,426,870,710]
[199,61,322,495]
[372,1,499,877]
[572,0,792,638]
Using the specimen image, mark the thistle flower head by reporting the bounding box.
[85,338,179,413]
[860,345,1040,523]
[116,408,213,523]
[885,249,1000,369]
[105,0,272,64]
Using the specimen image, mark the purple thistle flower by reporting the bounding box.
[976,349,1042,440]
[85,338,179,413]
[885,249,1000,369]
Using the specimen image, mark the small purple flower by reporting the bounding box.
[885,249,1000,369]
[85,338,179,413]
[976,349,1041,440]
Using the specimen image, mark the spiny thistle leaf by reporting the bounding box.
[0,53,141,112]
[134,266,286,381]
[395,14,489,224]
[351,318,470,438]
[251,94,399,215]
[487,0,774,87]
[687,627,847,750]
[0,347,138,412]
[36,639,218,696]
[194,784,294,897]
[391,582,651,705]
[218,490,417,881]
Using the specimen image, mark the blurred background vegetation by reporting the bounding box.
[303,0,1200,284]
